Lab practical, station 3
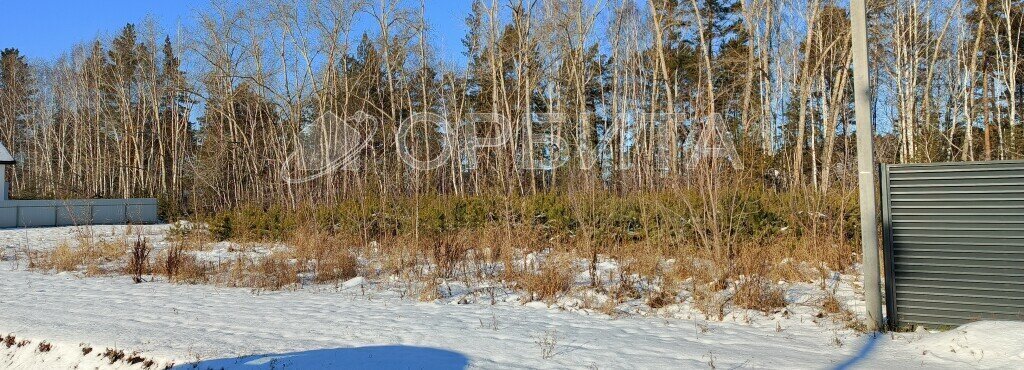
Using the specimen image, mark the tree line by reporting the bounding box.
[0,0,1021,215]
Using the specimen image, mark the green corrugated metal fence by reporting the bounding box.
[881,160,1024,328]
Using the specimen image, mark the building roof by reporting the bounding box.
[0,142,15,165]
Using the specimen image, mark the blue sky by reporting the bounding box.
[0,0,474,63]
[0,1,197,59]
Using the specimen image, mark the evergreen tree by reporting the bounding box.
[0,48,34,190]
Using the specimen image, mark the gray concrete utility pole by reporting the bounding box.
[851,0,884,331]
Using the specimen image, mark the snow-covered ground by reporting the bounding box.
[0,225,1021,369]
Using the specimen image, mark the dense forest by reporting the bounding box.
[0,0,1021,220]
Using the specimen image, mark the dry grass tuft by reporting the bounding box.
[838,310,868,332]
[418,277,441,301]
[733,277,787,313]
[427,234,466,279]
[28,239,129,274]
[125,352,147,365]
[313,247,358,283]
[162,245,184,280]
[125,237,151,283]
[683,258,732,319]
[691,282,729,319]
[226,253,299,291]
[157,246,212,284]
[44,243,79,272]
[289,226,358,283]
[374,234,418,277]
[513,257,576,303]
[821,293,843,314]
[646,288,676,309]
[818,293,868,332]
[102,348,126,364]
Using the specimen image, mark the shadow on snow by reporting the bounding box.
[834,333,881,370]
[173,345,470,370]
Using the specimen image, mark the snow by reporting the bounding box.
[0,224,171,255]
[190,241,282,264]
[0,336,152,370]
[0,225,1021,369]
[342,276,367,289]
[913,321,1024,369]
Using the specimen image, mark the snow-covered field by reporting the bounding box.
[0,225,1021,369]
